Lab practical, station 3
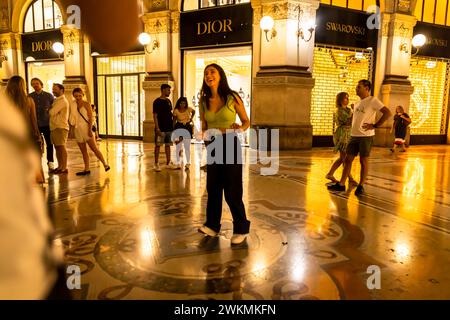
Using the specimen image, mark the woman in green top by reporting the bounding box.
[326,92,357,185]
[198,63,251,245]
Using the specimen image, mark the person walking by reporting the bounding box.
[153,84,177,172]
[390,105,411,153]
[49,84,69,174]
[29,78,55,171]
[198,63,251,245]
[173,97,195,170]
[6,76,45,184]
[326,92,357,185]
[69,88,110,176]
[328,80,392,196]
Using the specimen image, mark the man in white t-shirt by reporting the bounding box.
[328,80,392,196]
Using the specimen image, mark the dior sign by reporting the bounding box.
[180,3,252,49]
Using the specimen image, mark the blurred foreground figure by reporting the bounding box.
[0,93,57,299]
[59,0,141,53]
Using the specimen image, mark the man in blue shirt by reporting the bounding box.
[29,78,55,170]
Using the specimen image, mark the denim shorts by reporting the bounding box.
[346,136,374,157]
[155,131,173,146]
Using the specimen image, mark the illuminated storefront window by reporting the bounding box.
[320,0,378,11]
[311,46,373,136]
[184,47,252,144]
[409,57,449,135]
[96,55,146,138]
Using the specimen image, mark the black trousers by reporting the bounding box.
[205,133,250,235]
[39,126,54,163]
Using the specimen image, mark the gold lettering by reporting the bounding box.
[211,20,222,33]
[224,19,232,32]
[197,18,234,36]
[325,22,365,35]
[197,22,207,35]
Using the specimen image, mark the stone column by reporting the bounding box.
[141,11,175,143]
[252,0,319,150]
[0,32,19,86]
[376,13,416,147]
[60,25,89,100]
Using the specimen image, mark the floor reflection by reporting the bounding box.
[48,141,450,300]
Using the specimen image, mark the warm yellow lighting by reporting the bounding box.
[412,34,427,47]
[260,16,276,42]
[139,32,151,46]
[395,243,410,259]
[403,159,424,196]
[52,42,64,54]
[260,16,274,31]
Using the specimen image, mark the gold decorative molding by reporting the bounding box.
[171,11,179,33]
[61,25,83,43]
[261,0,319,20]
[142,12,171,33]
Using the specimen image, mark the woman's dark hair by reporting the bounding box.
[175,97,188,110]
[6,76,29,117]
[72,87,84,95]
[336,92,349,108]
[200,63,243,109]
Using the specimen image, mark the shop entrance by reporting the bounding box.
[184,46,252,144]
[409,57,450,141]
[95,55,145,138]
[26,60,64,93]
[311,45,373,145]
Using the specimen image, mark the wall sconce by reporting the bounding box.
[139,32,160,54]
[411,34,426,56]
[0,40,8,67]
[260,16,277,42]
[52,41,64,59]
[296,6,316,42]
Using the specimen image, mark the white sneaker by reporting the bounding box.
[185,163,190,170]
[154,164,161,172]
[231,234,248,245]
[48,162,55,170]
[198,225,218,237]
[167,162,180,170]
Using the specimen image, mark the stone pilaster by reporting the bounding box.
[0,32,19,83]
[141,11,175,142]
[375,12,417,147]
[60,25,89,99]
[252,0,319,149]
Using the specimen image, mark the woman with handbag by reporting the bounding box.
[173,97,195,170]
[69,88,110,176]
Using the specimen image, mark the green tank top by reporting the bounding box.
[201,95,236,129]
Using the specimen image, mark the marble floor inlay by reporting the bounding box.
[48,140,450,300]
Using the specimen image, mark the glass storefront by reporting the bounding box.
[26,60,65,93]
[95,55,145,138]
[311,45,373,136]
[184,46,252,144]
[409,57,449,135]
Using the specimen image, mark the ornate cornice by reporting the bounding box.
[142,11,171,33]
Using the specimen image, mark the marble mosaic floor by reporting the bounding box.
[47,140,450,300]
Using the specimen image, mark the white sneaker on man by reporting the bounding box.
[153,164,161,172]
[231,234,248,245]
[48,162,55,170]
[198,225,218,237]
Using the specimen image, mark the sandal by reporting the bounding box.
[326,174,339,183]
[76,170,90,176]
